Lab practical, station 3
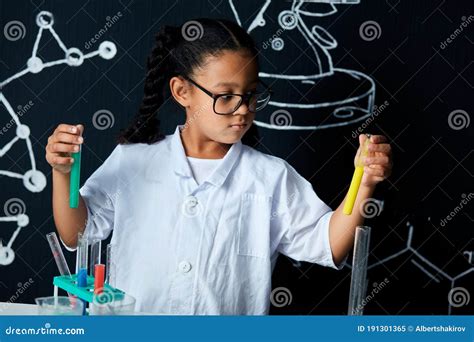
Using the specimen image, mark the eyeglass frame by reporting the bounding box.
[181,75,273,115]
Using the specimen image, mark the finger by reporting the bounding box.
[358,134,369,147]
[368,143,391,154]
[47,154,74,165]
[366,165,391,178]
[357,135,371,162]
[367,164,384,170]
[364,156,390,166]
[368,164,392,176]
[370,135,387,144]
[373,151,393,168]
[364,166,385,178]
[50,142,81,153]
[55,124,80,135]
[54,132,84,144]
[365,175,385,183]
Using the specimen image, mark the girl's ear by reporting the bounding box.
[169,76,191,108]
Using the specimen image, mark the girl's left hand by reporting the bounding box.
[355,134,393,187]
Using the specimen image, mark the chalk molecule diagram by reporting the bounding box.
[343,221,474,315]
[0,11,117,265]
[229,0,376,130]
[0,199,29,266]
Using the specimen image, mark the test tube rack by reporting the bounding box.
[53,274,124,304]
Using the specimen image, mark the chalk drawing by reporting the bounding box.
[343,221,474,314]
[229,0,376,130]
[0,11,116,265]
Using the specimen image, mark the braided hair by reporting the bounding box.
[118,18,258,145]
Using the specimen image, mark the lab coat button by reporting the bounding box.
[185,196,198,207]
[179,261,192,273]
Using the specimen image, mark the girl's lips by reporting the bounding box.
[229,123,247,131]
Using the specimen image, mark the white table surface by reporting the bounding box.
[0,302,39,315]
[0,302,157,315]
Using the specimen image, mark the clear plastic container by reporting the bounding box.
[89,293,136,315]
[35,296,84,315]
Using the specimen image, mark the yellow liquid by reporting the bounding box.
[343,166,364,215]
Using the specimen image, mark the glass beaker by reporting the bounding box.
[35,296,84,315]
[89,293,136,315]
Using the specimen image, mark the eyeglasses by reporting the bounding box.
[183,76,273,115]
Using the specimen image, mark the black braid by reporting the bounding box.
[117,18,258,145]
[117,26,179,144]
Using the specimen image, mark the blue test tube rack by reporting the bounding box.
[53,274,124,304]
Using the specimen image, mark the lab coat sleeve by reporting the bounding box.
[271,162,347,270]
[73,145,122,248]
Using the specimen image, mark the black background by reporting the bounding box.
[0,0,472,315]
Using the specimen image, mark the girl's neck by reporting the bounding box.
[180,126,230,159]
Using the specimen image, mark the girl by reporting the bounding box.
[46,18,392,315]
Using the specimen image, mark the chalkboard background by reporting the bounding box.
[0,0,472,315]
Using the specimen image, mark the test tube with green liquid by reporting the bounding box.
[70,145,81,208]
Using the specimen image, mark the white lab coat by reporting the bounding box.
[72,125,344,315]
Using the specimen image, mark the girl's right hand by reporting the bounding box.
[46,124,84,174]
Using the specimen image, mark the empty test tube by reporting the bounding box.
[46,232,71,277]
[46,232,75,299]
[348,226,372,315]
[89,239,101,276]
[105,244,115,286]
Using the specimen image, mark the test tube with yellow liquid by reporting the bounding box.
[343,134,371,215]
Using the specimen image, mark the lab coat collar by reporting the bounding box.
[150,125,242,187]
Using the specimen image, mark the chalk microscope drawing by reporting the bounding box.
[229,0,376,130]
[0,11,117,265]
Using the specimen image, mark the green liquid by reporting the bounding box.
[69,149,81,208]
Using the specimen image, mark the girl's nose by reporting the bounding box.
[233,101,250,116]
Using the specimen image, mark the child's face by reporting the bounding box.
[185,50,259,144]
